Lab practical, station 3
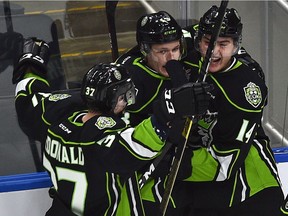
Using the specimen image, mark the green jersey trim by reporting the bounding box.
[47,129,94,145]
[24,72,50,86]
[133,57,170,80]
[209,75,262,113]
[127,79,164,113]
[183,60,199,68]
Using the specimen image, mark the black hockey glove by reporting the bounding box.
[12,37,50,84]
[165,60,189,88]
[153,82,213,126]
[186,123,203,149]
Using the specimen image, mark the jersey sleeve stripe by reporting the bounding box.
[120,128,158,159]
[15,77,35,96]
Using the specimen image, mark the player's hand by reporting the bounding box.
[153,82,213,126]
[12,37,50,84]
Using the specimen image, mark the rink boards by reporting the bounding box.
[0,147,288,216]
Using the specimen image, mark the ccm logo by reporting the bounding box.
[20,53,44,64]
[164,90,175,114]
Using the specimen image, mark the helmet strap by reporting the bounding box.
[232,39,241,55]
[140,43,151,57]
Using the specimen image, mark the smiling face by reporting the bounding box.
[146,40,181,77]
[199,35,238,73]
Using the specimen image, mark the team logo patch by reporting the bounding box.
[114,70,121,80]
[48,94,71,102]
[243,82,262,108]
[281,196,288,212]
[141,16,148,26]
[95,116,116,130]
[284,200,288,211]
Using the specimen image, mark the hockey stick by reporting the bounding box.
[159,1,229,215]
[3,1,44,171]
[198,0,229,82]
[139,141,173,189]
[3,0,13,32]
[138,60,189,189]
[105,0,119,62]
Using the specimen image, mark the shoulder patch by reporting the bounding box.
[49,94,71,102]
[95,116,116,130]
[243,82,262,108]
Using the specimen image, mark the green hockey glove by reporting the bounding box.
[12,37,50,84]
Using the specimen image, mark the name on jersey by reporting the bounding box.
[45,136,84,166]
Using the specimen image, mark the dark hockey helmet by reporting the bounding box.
[136,11,186,58]
[81,63,136,112]
[195,6,243,49]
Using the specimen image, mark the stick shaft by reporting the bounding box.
[3,0,13,32]
[159,1,229,215]
[105,0,119,62]
[199,0,229,82]
[159,118,193,215]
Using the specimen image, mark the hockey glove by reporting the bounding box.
[153,82,213,126]
[165,59,189,88]
[12,37,50,84]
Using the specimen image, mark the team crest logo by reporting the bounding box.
[243,82,262,108]
[141,16,148,26]
[48,94,71,102]
[285,200,288,210]
[95,116,116,130]
[114,70,121,80]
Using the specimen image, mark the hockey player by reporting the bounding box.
[13,37,212,215]
[116,11,191,126]
[116,9,278,215]
[115,11,199,215]
[180,5,285,216]
[116,12,265,84]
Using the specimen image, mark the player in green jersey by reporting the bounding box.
[180,5,284,216]
[13,37,212,216]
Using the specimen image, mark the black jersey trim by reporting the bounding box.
[126,174,145,216]
[209,75,263,113]
[105,173,122,216]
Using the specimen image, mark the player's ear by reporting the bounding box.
[232,41,240,55]
[140,43,150,57]
[232,37,242,55]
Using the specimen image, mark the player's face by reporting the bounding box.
[113,95,127,114]
[199,35,237,73]
[147,40,181,77]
